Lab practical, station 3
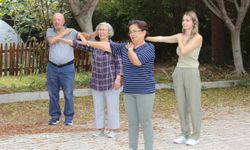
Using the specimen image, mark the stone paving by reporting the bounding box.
[0,108,249,150]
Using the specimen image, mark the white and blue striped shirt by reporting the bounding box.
[110,42,155,94]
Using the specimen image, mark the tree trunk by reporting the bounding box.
[74,15,93,33]
[202,0,250,76]
[68,0,99,68]
[231,29,246,75]
[68,0,99,33]
[211,12,226,64]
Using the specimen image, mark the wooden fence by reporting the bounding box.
[0,42,91,76]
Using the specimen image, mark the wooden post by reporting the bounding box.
[4,43,8,76]
[9,43,15,75]
[0,44,2,77]
[15,43,20,76]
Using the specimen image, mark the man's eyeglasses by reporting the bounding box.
[128,29,143,35]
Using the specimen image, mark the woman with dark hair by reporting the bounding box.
[146,11,203,146]
[58,22,123,139]
[64,20,156,150]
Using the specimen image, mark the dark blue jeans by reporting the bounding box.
[47,63,75,123]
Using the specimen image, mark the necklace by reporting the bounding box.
[134,41,145,49]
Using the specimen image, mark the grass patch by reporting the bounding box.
[0,64,249,94]
[0,72,91,94]
[0,74,46,93]
[74,72,92,88]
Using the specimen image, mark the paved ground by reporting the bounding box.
[0,108,249,150]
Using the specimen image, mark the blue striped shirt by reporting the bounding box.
[110,42,155,94]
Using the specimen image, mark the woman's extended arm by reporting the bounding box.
[78,36,112,52]
[78,32,97,41]
[58,38,73,46]
[146,34,179,43]
[58,38,95,53]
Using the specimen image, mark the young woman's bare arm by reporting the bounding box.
[146,34,179,43]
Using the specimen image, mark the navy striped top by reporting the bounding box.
[110,42,155,94]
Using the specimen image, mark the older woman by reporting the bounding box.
[146,11,203,146]
[76,20,155,150]
[59,22,122,139]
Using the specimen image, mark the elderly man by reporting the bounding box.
[46,13,78,126]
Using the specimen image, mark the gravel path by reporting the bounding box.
[0,108,249,150]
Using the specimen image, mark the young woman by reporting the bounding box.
[146,11,203,146]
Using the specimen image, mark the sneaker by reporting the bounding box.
[48,119,59,125]
[93,130,104,137]
[173,136,186,144]
[106,131,116,138]
[65,121,73,126]
[186,139,199,146]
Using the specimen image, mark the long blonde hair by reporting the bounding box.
[182,11,199,37]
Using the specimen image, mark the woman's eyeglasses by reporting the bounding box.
[128,29,143,35]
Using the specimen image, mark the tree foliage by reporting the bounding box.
[0,0,73,42]
[1,0,250,68]
[94,0,210,63]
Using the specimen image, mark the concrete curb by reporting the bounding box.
[0,89,92,104]
[202,80,240,89]
[0,80,241,104]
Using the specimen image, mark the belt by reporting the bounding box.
[49,60,74,68]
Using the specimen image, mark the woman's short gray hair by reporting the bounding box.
[95,22,114,38]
